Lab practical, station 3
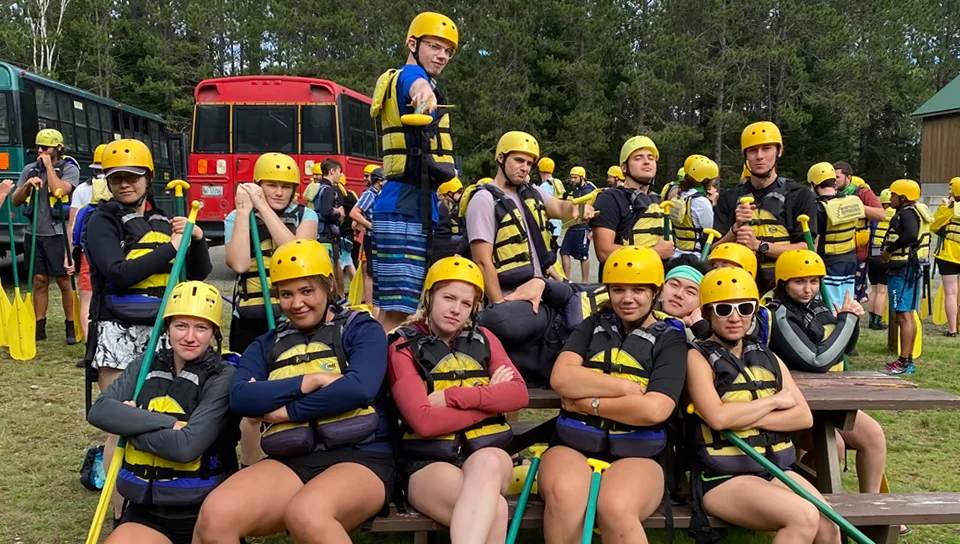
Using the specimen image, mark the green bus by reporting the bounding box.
[0,61,188,250]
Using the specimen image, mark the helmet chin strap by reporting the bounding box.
[624,163,654,189]
[714,331,742,349]
[497,155,524,187]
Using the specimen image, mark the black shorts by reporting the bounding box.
[699,467,790,496]
[868,257,888,285]
[119,502,200,544]
[363,231,374,275]
[938,258,960,277]
[228,314,272,355]
[24,233,66,277]
[560,228,590,261]
[274,448,396,512]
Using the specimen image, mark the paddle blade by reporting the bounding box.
[72,290,83,339]
[920,292,929,319]
[934,284,947,326]
[347,265,364,307]
[12,291,36,360]
[0,288,9,348]
[85,448,125,544]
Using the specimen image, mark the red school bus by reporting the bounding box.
[188,76,380,242]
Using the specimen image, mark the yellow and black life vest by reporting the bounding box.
[561,285,609,329]
[670,191,709,252]
[100,200,173,325]
[391,326,513,461]
[870,207,895,258]
[884,204,932,265]
[819,194,865,256]
[690,340,796,474]
[743,179,791,270]
[117,350,238,507]
[260,311,378,457]
[233,206,305,321]
[933,203,960,264]
[483,183,557,289]
[371,68,455,186]
[555,312,683,458]
[622,190,665,249]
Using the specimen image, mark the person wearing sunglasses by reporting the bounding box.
[541,246,687,543]
[708,242,773,343]
[685,266,839,544]
[9,128,82,344]
[766,250,899,532]
[369,11,460,334]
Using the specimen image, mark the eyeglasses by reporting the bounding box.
[709,301,757,318]
[421,40,456,58]
[107,173,145,187]
[37,145,51,152]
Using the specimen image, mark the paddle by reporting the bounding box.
[84,201,203,544]
[167,180,190,281]
[581,458,611,544]
[797,213,846,370]
[5,200,33,360]
[660,201,674,242]
[248,209,276,330]
[26,192,39,313]
[54,189,82,341]
[686,404,875,544]
[505,445,547,544]
[700,228,721,260]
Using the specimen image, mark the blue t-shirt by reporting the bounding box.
[224,204,318,244]
[372,64,440,223]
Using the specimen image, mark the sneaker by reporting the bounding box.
[882,360,904,374]
[867,321,880,330]
[36,318,47,341]
[65,321,78,346]
[847,348,860,356]
[900,525,912,536]
[947,332,958,338]
[79,445,103,491]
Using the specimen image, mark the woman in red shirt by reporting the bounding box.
[388,256,529,544]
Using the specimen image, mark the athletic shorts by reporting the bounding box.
[24,233,66,277]
[119,502,200,544]
[560,228,590,261]
[371,213,427,314]
[78,253,92,292]
[339,246,354,270]
[274,449,396,513]
[699,467,792,496]
[888,264,920,313]
[91,320,152,370]
[229,314,271,355]
[854,260,869,302]
[868,257,888,285]
[363,231,374,275]
[938,258,960,277]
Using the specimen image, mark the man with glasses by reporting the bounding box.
[10,128,80,344]
[369,11,459,332]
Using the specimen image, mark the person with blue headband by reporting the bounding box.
[656,254,714,342]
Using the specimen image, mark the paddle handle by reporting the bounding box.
[249,210,277,330]
[53,190,78,291]
[7,200,19,288]
[27,194,39,292]
[738,196,755,227]
[700,228,721,260]
[685,405,874,544]
[581,464,607,544]
[661,201,674,241]
[506,454,543,544]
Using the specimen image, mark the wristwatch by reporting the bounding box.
[591,397,601,416]
[758,241,770,255]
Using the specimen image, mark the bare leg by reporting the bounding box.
[284,462,386,544]
[874,284,887,318]
[193,460,303,543]
[595,457,664,544]
[702,474,820,544]
[943,274,958,334]
[79,290,92,341]
[377,310,409,333]
[838,411,887,493]
[97,368,125,520]
[34,274,49,319]
[580,259,590,284]
[538,446,592,544]
[106,522,173,544]
[238,418,263,466]
[57,274,73,319]
[561,254,572,279]
[897,311,915,358]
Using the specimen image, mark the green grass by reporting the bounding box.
[0,288,958,543]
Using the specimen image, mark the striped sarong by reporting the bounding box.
[371,212,428,314]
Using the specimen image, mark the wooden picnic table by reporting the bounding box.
[518,370,960,494]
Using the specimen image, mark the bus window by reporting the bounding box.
[234,106,296,154]
[0,93,10,145]
[122,112,134,138]
[100,105,112,135]
[341,96,377,159]
[149,122,161,159]
[87,101,100,131]
[194,105,229,153]
[57,93,74,124]
[302,105,337,154]
[36,87,58,122]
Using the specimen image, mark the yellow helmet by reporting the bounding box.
[889,179,920,201]
[437,178,463,195]
[852,175,869,189]
[363,164,378,175]
[879,188,891,204]
[477,177,493,185]
[570,166,586,179]
[683,154,708,173]
[163,281,223,329]
[496,131,540,161]
[950,177,960,198]
[408,12,458,49]
[270,239,333,284]
[607,165,624,180]
[102,139,154,177]
[807,162,836,186]
[741,121,782,151]
[91,144,107,169]
[311,162,323,176]
[424,256,484,306]
[602,246,664,287]
[709,243,758,279]
[686,156,720,183]
[537,157,555,174]
[254,153,300,185]
[775,249,825,284]
[619,135,660,164]
[36,128,64,147]
[700,267,759,307]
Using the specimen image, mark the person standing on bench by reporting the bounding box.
[194,240,394,544]
[539,246,687,543]
[387,256,528,544]
[685,266,840,544]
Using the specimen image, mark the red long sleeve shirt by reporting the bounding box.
[387,323,529,438]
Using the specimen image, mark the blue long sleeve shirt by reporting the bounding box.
[230,312,391,453]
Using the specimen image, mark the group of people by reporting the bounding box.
[3,8,949,544]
